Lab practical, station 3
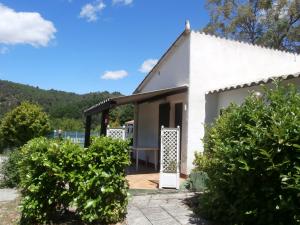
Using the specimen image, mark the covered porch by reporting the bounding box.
[84,85,189,188]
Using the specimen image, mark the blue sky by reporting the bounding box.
[0,0,208,95]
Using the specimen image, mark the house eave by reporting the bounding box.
[133,29,190,94]
[206,72,300,94]
[84,85,188,116]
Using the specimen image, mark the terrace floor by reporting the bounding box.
[127,172,160,189]
[126,165,186,190]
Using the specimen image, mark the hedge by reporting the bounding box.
[19,137,131,224]
[194,83,300,225]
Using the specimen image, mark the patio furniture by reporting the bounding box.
[131,147,159,171]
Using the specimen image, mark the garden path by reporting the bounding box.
[126,192,212,225]
[0,188,18,202]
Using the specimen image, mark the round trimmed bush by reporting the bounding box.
[0,102,51,148]
[19,136,130,224]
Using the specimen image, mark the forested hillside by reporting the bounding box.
[0,80,133,131]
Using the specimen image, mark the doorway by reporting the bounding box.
[175,103,183,164]
[159,103,170,128]
[158,103,170,170]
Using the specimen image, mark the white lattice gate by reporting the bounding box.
[106,126,126,140]
[159,126,180,189]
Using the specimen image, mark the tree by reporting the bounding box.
[204,0,300,53]
[0,102,51,148]
[50,117,84,131]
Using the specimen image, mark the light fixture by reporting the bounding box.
[253,91,263,99]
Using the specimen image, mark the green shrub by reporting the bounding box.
[0,102,51,148]
[19,138,82,224]
[187,171,208,192]
[19,136,130,224]
[74,137,131,224]
[194,83,300,225]
[0,150,22,188]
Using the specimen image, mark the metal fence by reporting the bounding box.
[51,131,99,146]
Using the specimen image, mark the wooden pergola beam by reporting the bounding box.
[84,100,116,116]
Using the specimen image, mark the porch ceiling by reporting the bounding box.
[84,85,188,116]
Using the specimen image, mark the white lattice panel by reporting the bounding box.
[161,129,178,173]
[160,126,180,189]
[107,127,125,140]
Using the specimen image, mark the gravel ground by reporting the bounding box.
[0,156,8,181]
[0,189,20,225]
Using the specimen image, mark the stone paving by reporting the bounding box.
[126,192,212,225]
[0,188,19,202]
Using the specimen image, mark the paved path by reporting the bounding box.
[0,188,19,202]
[126,192,211,225]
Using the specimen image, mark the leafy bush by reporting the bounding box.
[0,102,51,148]
[19,137,130,224]
[194,83,300,225]
[186,171,208,192]
[19,138,81,224]
[0,150,22,187]
[74,137,131,224]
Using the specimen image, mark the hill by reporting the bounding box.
[0,80,133,131]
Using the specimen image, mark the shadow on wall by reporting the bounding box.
[205,93,218,125]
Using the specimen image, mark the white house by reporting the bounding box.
[84,21,300,176]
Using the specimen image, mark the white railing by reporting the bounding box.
[159,126,180,189]
[106,125,126,140]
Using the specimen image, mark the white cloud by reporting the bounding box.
[0,4,56,47]
[139,59,158,73]
[112,0,133,6]
[79,1,106,22]
[101,70,128,80]
[0,46,9,54]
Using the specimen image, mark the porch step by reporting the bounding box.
[129,188,191,196]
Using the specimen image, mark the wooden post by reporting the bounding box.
[100,109,109,136]
[133,104,139,170]
[84,115,91,148]
[133,103,139,148]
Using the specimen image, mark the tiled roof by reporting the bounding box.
[207,72,300,94]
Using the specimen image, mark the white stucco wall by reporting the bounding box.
[137,35,190,93]
[217,77,300,113]
[187,31,300,173]
[133,29,300,174]
[135,92,189,174]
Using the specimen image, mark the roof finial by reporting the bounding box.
[185,20,191,32]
